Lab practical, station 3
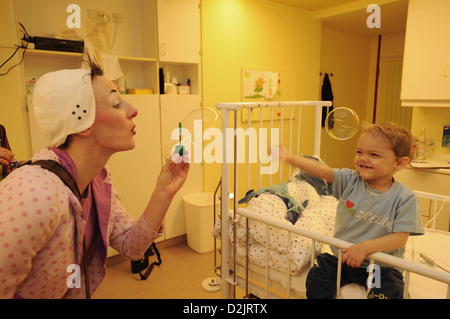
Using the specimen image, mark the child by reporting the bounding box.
[273,122,424,299]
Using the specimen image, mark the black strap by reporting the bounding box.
[30,160,82,202]
[28,160,90,298]
[138,243,162,280]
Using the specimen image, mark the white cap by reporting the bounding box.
[33,69,96,147]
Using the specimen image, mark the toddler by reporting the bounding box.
[274,122,424,299]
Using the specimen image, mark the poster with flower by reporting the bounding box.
[241,68,295,122]
[243,69,279,99]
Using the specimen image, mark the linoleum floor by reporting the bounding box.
[93,243,222,299]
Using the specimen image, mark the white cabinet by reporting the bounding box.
[105,96,162,255]
[106,95,162,223]
[160,94,203,239]
[157,0,201,63]
[12,0,203,244]
[401,0,450,107]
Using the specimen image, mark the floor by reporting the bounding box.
[93,242,223,299]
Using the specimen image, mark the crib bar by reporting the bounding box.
[270,107,273,186]
[310,239,316,267]
[403,271,410,299]
[245,217,249,298]
[265,224,270,298]
[289,106,294,177]
[220,107,233,299]
[232,111,239,297]
[287,231,292,299]
[297,107,301,156]
[414,190,449,228]
[367,258,375,295]
[216,101,332,110]
[279,106,283,184]
[431,199,437,229]
[336,250,342,299]
[259,108,263,189]
[247,108,251,192]
[314,105,322,156]
[413,190,450,203]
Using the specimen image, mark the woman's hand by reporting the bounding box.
[156,151,190,199]
[0,147,14,166]
[0,147,14,175]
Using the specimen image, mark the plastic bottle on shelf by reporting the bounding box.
[416,128,427,160]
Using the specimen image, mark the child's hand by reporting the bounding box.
[270,144,292,162]
[341,243,368,268]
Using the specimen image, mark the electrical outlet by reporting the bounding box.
[112,13,123,23]
[88,9,109,22]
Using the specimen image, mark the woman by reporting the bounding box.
[0,59,189,298]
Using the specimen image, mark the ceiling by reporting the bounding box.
[268,0,362,11]
[268,0,408,35]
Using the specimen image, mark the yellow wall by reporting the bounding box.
[201,0,322,193]
[319,25,375,169]
[411,107,450,157]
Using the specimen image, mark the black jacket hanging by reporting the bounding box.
[321,73,334,127]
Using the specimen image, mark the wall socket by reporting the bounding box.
[88,9,109,22]
[87,10,122,23]
[112,13,123,23]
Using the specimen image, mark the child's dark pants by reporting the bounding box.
[306,253,405,299]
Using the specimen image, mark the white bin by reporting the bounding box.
[183,192,219,253]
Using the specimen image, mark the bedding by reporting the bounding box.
[230,170,337,275]
[405,228,450,299]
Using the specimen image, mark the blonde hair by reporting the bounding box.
[361,122,413,159]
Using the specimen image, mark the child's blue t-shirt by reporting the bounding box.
[330,168,424,264]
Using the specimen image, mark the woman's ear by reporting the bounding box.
[395,156,410,171]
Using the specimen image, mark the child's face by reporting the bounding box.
[354,132,399,190]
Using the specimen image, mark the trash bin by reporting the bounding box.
[183,192,220,253]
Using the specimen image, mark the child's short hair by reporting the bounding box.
[361,122,413,159]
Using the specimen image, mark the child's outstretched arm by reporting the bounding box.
[272,144,334,183]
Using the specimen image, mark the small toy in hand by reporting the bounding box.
[175,122,184,156]
[9,159,19,169]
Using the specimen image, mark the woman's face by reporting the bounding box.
[91,76,138,154]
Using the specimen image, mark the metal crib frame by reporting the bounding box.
[215,101,450,299]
